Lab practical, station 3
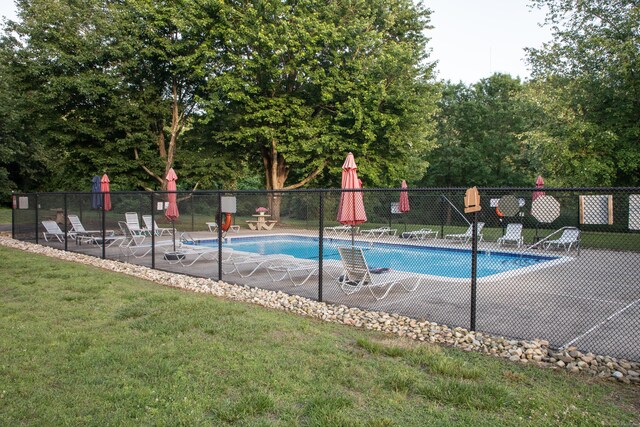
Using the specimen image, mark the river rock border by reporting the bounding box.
[1,236,637,385]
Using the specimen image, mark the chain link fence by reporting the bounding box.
[11,187,640,361]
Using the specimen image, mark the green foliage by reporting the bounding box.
[201,0,439,189]
[424,74,537,187]
[525,0,640,186]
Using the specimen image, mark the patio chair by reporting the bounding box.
[41,220,70,242]
[266,259,342,287]
[496,223,523,248]
[444,222,484,244]
[125,212,150,236]
[222,252,297,277]
[359,227,397,238]
[118,221,174,258]
[323,225,358,237]
[142,215,173,236]
[164,242,233,267]
[207,221,240,233]
[67,214,120,245]
[543,227,581,252]
[400,228,438,240]
[337,247,421,301]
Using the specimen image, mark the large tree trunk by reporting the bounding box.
[261,139,326,221]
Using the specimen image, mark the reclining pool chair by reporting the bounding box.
[125,212,150,236]
[543,227,581,252]
[118,221,174,258]
[41,220,70,242]
[142,215,173,236]
[400,228,438,240]
[496,223,523,248]
[359,227,397,238]
[164,242,233,267]
[444,222,484,244]
[337,247,421,301]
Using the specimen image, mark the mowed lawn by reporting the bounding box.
[1,247,638,426]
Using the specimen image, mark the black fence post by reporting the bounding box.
[470,211,478,332]
[63,193,68,252]
[34,193,39,244]
[217,192,223,281]
[101,192,106,259]
[11,192,15,240]
[318,191,324,302]
[151,192,156,269]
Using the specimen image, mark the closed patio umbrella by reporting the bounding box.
[100,174,111,211]
[399,180,410,232]
[337,152,367,247]
[533,175,545,201]
[91,175,102,209]
[165,168,179,250]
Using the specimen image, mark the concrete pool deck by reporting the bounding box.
[34,228,640,361]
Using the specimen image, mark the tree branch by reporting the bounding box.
[283,160,327,190]
[134,147,164,186]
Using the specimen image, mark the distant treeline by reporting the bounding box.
[0,0,637,201]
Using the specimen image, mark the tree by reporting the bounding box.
[1,0,230,191]
[424,74,536,187]
[525,0,640,186]
[202,0,439,217]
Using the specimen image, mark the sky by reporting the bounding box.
[426,0,552,83]
[0,0,552,85]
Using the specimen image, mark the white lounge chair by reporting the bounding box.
[267,259,342,287]
[324,225,358,237]
[337,247,421,300]
[444,222,484,244]
[222,253,296,277]
[359,227,397,238]
[496,223,523,248]
[142,215,173,236]
[206,221,240,233]
[67,214,121,246]
[400,228,438,240]
[118,221,174,258]
[41,220,70,242]
[543,227,581,251]
[125,212,150,236]
[165,242,233,267]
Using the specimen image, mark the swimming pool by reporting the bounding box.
[198,234,564,280]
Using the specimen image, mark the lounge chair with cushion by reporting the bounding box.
[41,220,70,242]
[359,227,397,238]
[496,223,524,248]
[400,228,438,240]
[543,227,581,251]
[142,215,173,236]
[337,247,421,300]
[444,222,484,244]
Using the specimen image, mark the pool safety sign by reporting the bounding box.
[464,187,481,213]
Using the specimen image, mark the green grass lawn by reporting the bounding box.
[1,246,638,426]
[0,207,11,224]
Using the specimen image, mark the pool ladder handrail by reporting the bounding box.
[525,226,580,255]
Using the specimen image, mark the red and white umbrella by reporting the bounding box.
[165,168,179,250]
[337,153,367,246]
[399,180,410,213]
[100,174,111,211]
[533,175,545,201]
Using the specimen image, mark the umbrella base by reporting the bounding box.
[163,251,186,261]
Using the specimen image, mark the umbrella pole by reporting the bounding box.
[172,221,176,251]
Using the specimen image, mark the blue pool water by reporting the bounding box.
[199,235,559,279]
